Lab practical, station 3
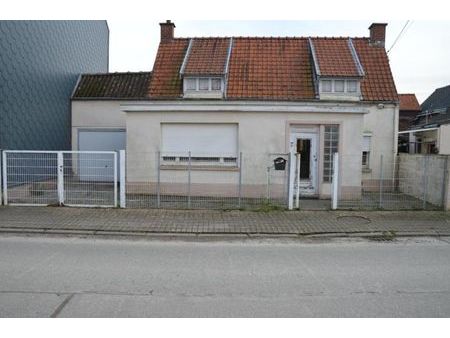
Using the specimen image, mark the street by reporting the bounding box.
[0,235,450,317]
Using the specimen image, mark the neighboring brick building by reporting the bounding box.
[398,94,421,131]
[0,21,109,150]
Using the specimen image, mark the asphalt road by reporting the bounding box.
[1,235,450,317]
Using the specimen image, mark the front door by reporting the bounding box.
[290,131,318,196]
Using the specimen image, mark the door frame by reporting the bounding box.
[289,129,319,197]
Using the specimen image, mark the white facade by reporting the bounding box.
[71,99,398,199]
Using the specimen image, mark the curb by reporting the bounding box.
[1,227,449,241]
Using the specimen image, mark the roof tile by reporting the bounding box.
[353,38,398,102]
[72,72,152,99]
[399,94,421,111]
[148,39,189,98]
[311,38,360,77]
[183,38,230,76]
[148,36,398,102]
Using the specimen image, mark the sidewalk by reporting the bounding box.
[0,206,449,238]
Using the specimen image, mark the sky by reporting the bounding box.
[107,20,450,103]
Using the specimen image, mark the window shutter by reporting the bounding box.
[161,124,238,156]
[363,135,371,152]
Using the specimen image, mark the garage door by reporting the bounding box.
[78,130,126,181]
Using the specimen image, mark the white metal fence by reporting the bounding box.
[333,153,448,210]
[123,151,290,210]
[1,150,117,207]
[1,150,448,211]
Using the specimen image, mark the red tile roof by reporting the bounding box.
[311,38,361,77]
[148,36,398,103]
[227,38,315,100]
[183,38,230,76]
[149,39,189,98]
[399,94,421,111]
[352,38,398,102]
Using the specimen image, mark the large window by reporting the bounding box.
[161,123,238,165]
[323,125,339,182]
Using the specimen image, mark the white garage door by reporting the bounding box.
[78,130,126,152]
[78,130,126,181]
[161,123,238,157]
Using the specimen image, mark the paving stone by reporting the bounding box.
[0,206,448,236]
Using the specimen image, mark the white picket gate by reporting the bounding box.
[1,150,117,207]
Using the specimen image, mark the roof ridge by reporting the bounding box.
[174,36,369,40]
[81,71,152,77]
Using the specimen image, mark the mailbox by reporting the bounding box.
[273,157,287,171]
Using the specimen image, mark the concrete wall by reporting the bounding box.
[70,100,398,201]
[71,100,126,151]
[362,104,398,180]
[438,124,450,155]
[0,21,109,150]
[398,153,448,208]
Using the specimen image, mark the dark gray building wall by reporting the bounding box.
[0,20,109,150]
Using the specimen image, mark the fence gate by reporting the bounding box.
[2,150,117,207]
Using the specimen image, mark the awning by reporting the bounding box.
[398,127,439,135]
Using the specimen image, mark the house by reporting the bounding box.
[399,85,450,154]
[0,20,109,150]
[397,93,421,152]
[71,21,399,202]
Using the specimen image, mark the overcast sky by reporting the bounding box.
[108,20,450,103]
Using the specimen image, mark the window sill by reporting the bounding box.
[183,91,224,99]
[160,165,239,172]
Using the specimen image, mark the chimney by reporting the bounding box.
[160,20,175,43]
[369,23,387,47]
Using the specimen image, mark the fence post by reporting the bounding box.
[188,151,191,209]
[0,150,3,205]
[238,152,242,208]
[443,156,449,211]
[379,154,384,209]
[331,152,339,210]
[1,151,7,205]
[423,155,428,210]
[295,153,301,209]
[266,166,271,201]
[57,152,64,206]
[113,152,118,207]
[0,150,2,206]
[119,150,126,208]
[288,147,295,210]
[157,151,161,208]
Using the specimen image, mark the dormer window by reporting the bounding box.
[211,78,222,91]
[199,78,209,90]
[185,78,197,91]
[183,77,224,98]
[309,38,365,102]
[322,80,332,93]
[334,80,345,92]
[318,78,362,101]
[347,80,357,93]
